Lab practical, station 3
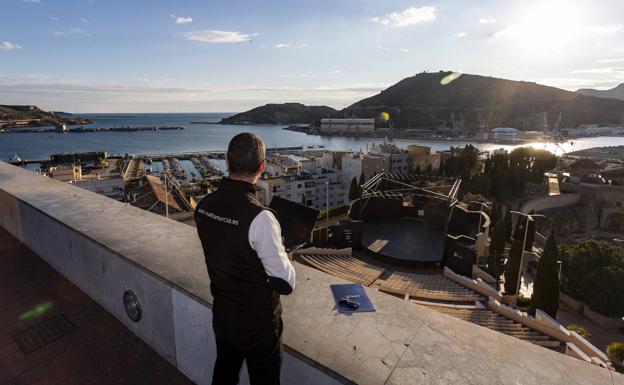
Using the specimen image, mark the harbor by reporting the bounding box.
[0,125,185,133]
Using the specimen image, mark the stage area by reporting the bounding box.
[361,218,445,265]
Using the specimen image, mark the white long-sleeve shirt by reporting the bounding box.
[248,210,296,294]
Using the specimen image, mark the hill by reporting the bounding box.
[219,103,337,125]
[341,72,624,129]
[577,84,624,101]
[0,105,91,128]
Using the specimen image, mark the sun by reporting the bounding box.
[496,2,583,51]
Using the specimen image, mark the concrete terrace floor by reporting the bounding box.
[0,227,194,385]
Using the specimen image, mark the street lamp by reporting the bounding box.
[326,180,330,245]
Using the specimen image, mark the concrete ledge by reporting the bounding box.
[488,298,610,366]
[444,267,502,301]
[0,162,621,385]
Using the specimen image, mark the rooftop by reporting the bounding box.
[0,228,192,385]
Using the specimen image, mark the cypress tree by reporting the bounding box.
[524,210,536,251]
[348,177,359,201]
[504,210,512,241]
[488,219,506,284]
[504,239,523,295]
[529,231,560,317]
[359,172,366,185]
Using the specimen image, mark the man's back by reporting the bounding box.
[195,177,284,329]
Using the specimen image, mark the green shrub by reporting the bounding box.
[560,240,624,317]
[607,342,624,372]
[566,324,590,338]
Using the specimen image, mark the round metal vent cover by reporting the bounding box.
[123,290,141,322]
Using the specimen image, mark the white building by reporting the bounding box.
[369,143,412,174]
[257,171,348,211]
[341,153,385,184]
[72,176,125,200]
[491,127,520,141]
[320,118,375,135]
[50,164,125,200]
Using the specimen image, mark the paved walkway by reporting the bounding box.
[0,228,194,385]
[557,302,624,353]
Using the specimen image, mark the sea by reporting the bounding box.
[1,112,623,161]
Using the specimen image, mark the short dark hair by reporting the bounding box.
[227,132,266,176]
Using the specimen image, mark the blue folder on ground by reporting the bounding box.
[330,284,376,313]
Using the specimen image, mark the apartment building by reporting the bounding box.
[257,170,347,211]
[341,153,385,183]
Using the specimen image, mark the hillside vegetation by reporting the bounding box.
[0,105,90,128]
[219,103,337,125]
[342,71,624,129]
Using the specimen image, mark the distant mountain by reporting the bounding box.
[341,72,624,129]
[219,73,624,129]
[577,84,624,101]
[219,103,337,125]
[0,105,90,128]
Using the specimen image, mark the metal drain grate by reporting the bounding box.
[13,314,77,354]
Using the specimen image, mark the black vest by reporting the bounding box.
[195,177,281,330]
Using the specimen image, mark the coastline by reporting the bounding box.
[281,125,546,145]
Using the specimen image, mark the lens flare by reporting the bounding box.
[19,301,54,320]
[441,72,462,86]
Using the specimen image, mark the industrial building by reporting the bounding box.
[320,118,375,136]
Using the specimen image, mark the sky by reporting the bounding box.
[1,0,623,112]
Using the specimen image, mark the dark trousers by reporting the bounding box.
[211,316,283,385]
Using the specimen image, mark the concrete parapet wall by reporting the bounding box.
[0,161,621,385]
[583,306,624,329]
[560,292,624,329]
[520,193,581,213]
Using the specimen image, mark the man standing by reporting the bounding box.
[195,133,296,385]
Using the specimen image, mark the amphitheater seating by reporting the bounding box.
[295,248,562,351]
[425,306,561,348]
[296,252,385,286]
[376,271,485,303]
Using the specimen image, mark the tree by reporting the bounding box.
[560,240,624,317]
[301,192,307,206]
[467,174,492,197]
[348,177,360,201]
[504,210,512,241]
[488,219,506,284]
[504,239,523,295]
[359,172,366,186]
[415,165,422,175]
[529,231,560,317]
[583,267,624,317]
